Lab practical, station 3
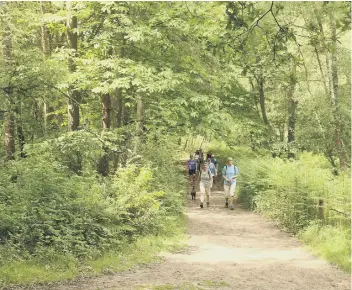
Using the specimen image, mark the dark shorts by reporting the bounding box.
[189,169,196,175]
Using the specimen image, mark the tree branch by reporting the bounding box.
[231,1,274,41]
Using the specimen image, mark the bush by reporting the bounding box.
[212,148,350,234]
[300,222,351,272]
[0,156,123,262]
[0,132,186,286]
[210,146,350,271]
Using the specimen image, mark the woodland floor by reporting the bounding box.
[44,170,351,290]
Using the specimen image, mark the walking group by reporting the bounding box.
[188,150,239,210]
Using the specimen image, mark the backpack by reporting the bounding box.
[223,165,239,176]
[209,162,216,174]
[189,160,197,170]
[200,168,212,181]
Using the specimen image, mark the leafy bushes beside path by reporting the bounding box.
[209,145,350,272]
[0,133,186,286]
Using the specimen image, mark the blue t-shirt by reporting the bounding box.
[208,162,216,175]
[222,165,239,185]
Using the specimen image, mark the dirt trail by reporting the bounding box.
[49,168,351,290]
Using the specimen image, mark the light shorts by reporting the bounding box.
[224,181,237,197]
[200,182,211,195]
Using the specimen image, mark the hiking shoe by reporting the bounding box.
[200,202,203,208]
[206,201,209,207]
[230,205,234,210]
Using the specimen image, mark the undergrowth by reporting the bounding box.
[208,144,351,272]
[0,133,187,287]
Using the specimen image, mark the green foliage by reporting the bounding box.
[234,150,350,233]
[0,1,351,286]
[0,134,186,286]
[212,146,350,271]
[300,222,351,272]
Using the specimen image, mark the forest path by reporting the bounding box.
[51,161,350,290]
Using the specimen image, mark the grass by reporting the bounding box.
[299,223,351,272]
[0,214,187,287]
[0,257,78,285]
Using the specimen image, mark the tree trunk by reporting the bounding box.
[96,94,111,176]
[66,2,80,131]
[257,75,269,125]
[327,9,345,170]
[101,94,111,130]
[287,62,297,159]
[15,103,26,158]
[116,89,123,128]
[134,92,144,153]
[3,13,15,162]
[4,111,15,162]
[40,1,50,57]
[314,47,329,96]
[41,1,55,134]
[315,6,346,170]
[249,77,260,117]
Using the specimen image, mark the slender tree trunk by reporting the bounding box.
[4,111,15,162]
[257,75,269,125]
[279,124,285,142]
[287,62,297,159]
[116,89,123,128]
[112,35,125,129]
[323,8,346,170]
[40,1,49,57]
[122,89,131,126]
[40,1,55,134]
[314,47,329,96]
[249,77,260,117]
[101,94,111,130]
[66,2,80,131]
[134,92,144,153]
[96,94,111,176]
[3,15,15,162]
[328,9,345,170]
[315,6,346,170]
[15,103,26,158]
[17,123,25,158]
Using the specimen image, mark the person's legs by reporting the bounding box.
[199,183,205,208]
[224,184,230,207]
[205,186,210,206]
[229,181,237,209]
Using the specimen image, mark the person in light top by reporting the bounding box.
[222,157,239,210]
[198,162,213,208]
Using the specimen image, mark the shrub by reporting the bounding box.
[300,222,351,272]
[0,133,186,273]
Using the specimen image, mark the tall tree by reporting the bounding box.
[134,91,144,153]
[287,61,297,159]
[66,1,80,131]
[2,8,15,162]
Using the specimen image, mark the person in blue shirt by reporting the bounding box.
[207,158,217,189]
[222,157,239,210]
[210,154,218,184]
